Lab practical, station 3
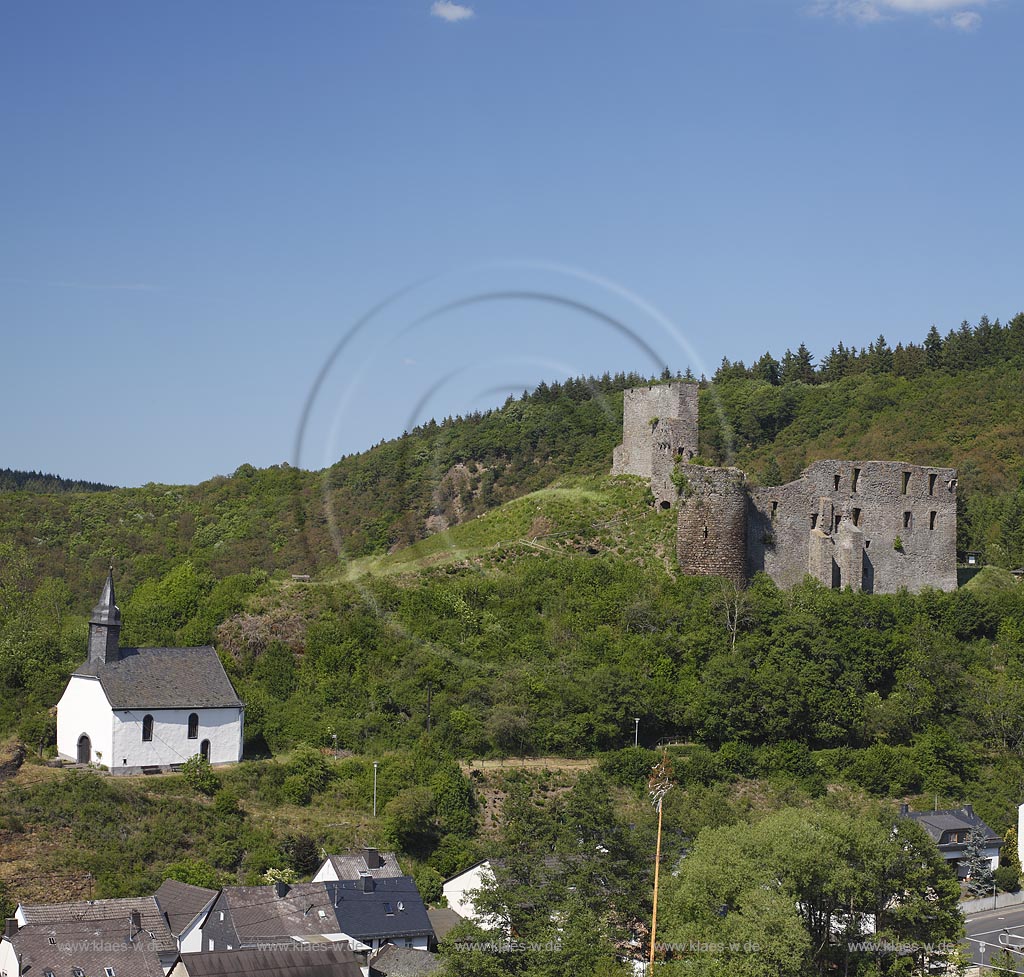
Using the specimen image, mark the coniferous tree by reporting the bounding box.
[962,826,995,897]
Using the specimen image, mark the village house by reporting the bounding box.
[199,879,434,955]
[153,880,219,954]
[312,849,403,884]
[2,897,179,977]
[899,803,1003,878]
[56,571,244,774]
[169,947,362,977]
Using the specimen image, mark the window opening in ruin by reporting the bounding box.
[834,513,841,532]
[929,511,937,530]
[903,511,912,530]
[834,473,841,491]
[810,513,818,529]
[902,472,911,495]
[660,500,670,510]
[864,539,871,548]
[702,525,708,540]
[852,468,861,492]
[929,473,937,495]
[771,501,778,520]
[852,508,862,527]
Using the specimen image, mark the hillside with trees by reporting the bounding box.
[3,313,1024,974]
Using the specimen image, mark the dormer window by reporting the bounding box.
[188,713,199,739]
[73,967,85,977]
[384,902,394,915]
[142,714,154,742]
[105,968,116,976]
[48,938,57,946]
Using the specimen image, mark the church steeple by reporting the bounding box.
[88,567,121,664]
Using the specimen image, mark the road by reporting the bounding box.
[966,904,1024,972]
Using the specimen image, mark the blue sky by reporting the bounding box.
[2,0,1022,487]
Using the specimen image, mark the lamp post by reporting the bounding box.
[373,761,379,817]
[634,717,640,748]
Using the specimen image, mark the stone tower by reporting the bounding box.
[612,382,699,507]
[87,568,121,664]
[676,466,748,587]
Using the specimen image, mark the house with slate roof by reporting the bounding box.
[56,571,244,774]
[2,896,179,977]
[312,849,403,884]
[899,802,1003,878]
[153,881,219,954]
[169,947,362,977]
[199,879,434,954]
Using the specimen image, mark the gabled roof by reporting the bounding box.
[6,919,165,977]
[209,880,433,946]
[323,851,403,880]
[154,879,219,936]
[73,646,242,710]
[178,947,362,977]
[18,896,176,953]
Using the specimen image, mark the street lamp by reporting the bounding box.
[373,761,379,818]
[634,717,640,748]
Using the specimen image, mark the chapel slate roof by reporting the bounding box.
[178,947,363,977]
[153,879,219,937]
[74,646,243,710]
[6,919,166,977]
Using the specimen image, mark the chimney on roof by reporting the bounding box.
[964,804,974,817]
[360,873,375,893]
[4,918,17,940]
[364,848,382,870]
[274,882,290,899]
[88,568,122,664]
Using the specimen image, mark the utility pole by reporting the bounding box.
[634,717,640,748]
[648,752,674,971]
[373,761,379,817]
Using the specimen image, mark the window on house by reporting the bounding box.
[384,902,394,915]
[903,512,913,530]
[902,471,911,495]
[105,967,116,976]
[188,713,199,739]
[48,939,57,947]
[929,473,937,495]
[852,468,861,492]
[930,511,937,530]
[142,714,153,742]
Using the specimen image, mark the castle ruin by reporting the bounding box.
[613,382,958,593]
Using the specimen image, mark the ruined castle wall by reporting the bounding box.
[612,383,699,491]
[676,465,747,586]
[748,460,957,593]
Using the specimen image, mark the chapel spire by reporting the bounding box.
[88,567,121,663]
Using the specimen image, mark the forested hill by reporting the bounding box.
[2,313,1024,602]
[0,468,115,493]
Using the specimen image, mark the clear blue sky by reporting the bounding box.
[2,0,1022,487]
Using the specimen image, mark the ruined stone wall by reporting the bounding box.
[676,465,748,586]
[747,460,957,593]
[612,383,698,506]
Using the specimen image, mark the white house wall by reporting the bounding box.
[442,862,495,922]
[111,707,243,770]
[56,676,113,765]
[0,937,20,977]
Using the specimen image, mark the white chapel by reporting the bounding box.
[57,570,244,773]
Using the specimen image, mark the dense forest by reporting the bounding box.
[3,312,1024,974]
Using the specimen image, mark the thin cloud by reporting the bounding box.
[809,0,987,24]
[431,1,474,22]
[948,10,983,28]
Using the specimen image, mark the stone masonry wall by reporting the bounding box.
[747,460,957,593]
[612,383,698,506]
[676,465,748,586]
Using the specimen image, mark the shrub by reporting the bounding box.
[181,754,220,796]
